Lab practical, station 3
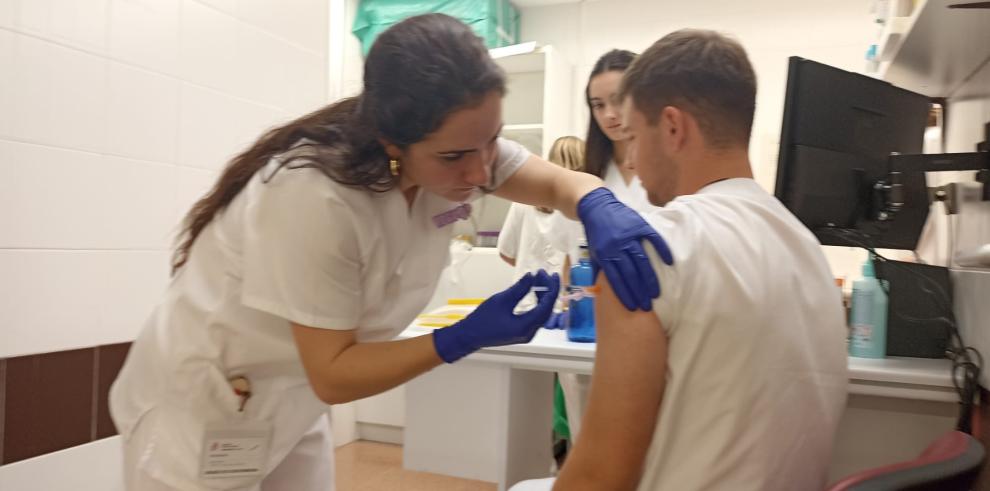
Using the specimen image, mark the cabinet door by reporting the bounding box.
[541,46,575,152]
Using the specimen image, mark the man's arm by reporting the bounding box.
[553,275,668,490]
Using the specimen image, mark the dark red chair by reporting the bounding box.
[826,431,985,491]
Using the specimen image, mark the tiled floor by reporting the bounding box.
[336,441,497,491]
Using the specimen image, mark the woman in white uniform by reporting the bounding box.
[110,14,670,491]
[584,49,652,212]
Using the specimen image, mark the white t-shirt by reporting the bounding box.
[109,138,529,488]
[637,178,848,491]
[497,203,568,309]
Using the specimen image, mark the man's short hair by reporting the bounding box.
[619,29,756,149]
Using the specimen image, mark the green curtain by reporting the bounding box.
[352,0,520,56]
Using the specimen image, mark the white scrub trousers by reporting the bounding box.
[124,412,335,491]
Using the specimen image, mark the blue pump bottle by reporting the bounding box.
[567,240,596,343]
[848,256,888,358]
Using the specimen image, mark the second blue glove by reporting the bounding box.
[545,311,569,330]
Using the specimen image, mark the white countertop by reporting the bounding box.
[400,309,958,402]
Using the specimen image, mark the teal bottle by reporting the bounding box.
[567,241,596,343]
[848,256,888,358]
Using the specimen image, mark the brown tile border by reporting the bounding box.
[0,343,131,465]
[96,343,131,440]
[0,358,6,465]
[3,349,95,463]
[90,347,100,442]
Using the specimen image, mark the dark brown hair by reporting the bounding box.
[584,49,637,178]
[172,14,505,273]
[619,29,756,148]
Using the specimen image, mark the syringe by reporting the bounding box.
[532,285,599,302]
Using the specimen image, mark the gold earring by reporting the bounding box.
[389,158,400,176]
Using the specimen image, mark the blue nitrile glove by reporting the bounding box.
[577,187,674,311]
[545,311,569,330]
[433,270,560,363]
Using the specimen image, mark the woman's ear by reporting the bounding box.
[378,138,402,159]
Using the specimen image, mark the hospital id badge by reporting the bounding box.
[199,420,272,481]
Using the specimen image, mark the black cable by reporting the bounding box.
[822,227,982,433]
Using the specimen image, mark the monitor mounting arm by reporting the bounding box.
[875,151,989,222]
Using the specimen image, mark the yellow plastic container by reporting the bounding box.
[447,298,485,305]
[418,313,466,320]
[418,321,455,328]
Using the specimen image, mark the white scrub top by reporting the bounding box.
[496,203,568,309]
[602,159,653,213]
[637,178,849,491]
[109,138,529,489]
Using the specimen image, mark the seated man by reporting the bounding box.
[514,29,849,491]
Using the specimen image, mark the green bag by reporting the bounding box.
[352,0,520,56]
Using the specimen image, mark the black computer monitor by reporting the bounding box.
[774,57,932,250]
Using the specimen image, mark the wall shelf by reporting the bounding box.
[503,123,544,132]
[877,15,913,62]
[881,0,990,97]
[493,48,546,74]
[502,124,544,156]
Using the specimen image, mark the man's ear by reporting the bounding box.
[659,106,687,152]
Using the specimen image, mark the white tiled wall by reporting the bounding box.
[107,62,181,163]
[0,0,329,358]
[109,0,180,75]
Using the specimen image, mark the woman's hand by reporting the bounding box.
[578,187,674,311]
[433,270,560,363]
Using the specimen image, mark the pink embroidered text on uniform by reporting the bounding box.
[432,203,472,228]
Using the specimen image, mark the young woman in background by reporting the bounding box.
[585,49,652,212]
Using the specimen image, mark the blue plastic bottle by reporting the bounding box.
[567,240,596,343]
[848,256,888,358]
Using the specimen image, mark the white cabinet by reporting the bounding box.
[353,386,406,444]
[454,43,574,239]
[494,43,574,156]
[353,247,517,444]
